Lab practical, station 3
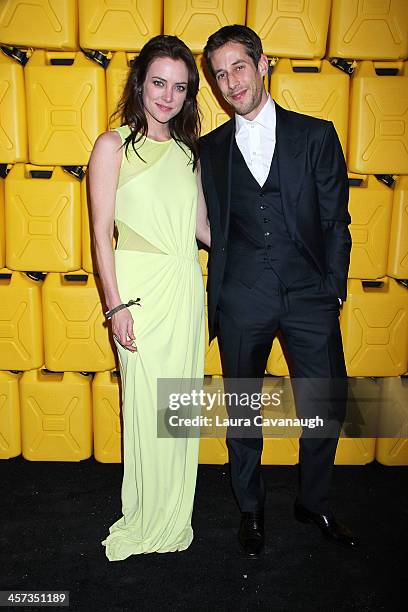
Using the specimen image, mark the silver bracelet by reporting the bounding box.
[104,298,141,320]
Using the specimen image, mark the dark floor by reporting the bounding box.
[1,457,407,612]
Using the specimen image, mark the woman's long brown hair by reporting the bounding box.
[110,35,200,170]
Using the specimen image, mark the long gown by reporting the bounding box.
[101,125,205,561]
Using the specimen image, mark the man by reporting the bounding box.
[199,25,356,557]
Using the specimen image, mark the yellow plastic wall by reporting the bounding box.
[79,0,162,52]
[342,278,408,376]
[106,52,138,129]
[0,269,44,370]
[0,176,5,269]
[348,175,393,279]
[0,371,22,459]
[262,438,299,465]
[0,53,28,163]
[376,438,408,466]
[328,0,408,60]
[246,0,331,58]
[199,437,228,464]
[335,438,376,465]
[92,370,122,463]
[376,377,408,466]
[1,4,407,465]
[164,0,246,54]
[196,55,232,137]
[266,338,289,377]
[348,61,408,174]
[388,176,408,279]
[0,0,78,50]
[198,249,208,276]
[270,59,349,153]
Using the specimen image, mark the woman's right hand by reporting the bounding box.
[111,308,137,352]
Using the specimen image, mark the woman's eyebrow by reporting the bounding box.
[151,75,188,85]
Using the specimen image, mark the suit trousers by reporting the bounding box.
[217,267,348,514]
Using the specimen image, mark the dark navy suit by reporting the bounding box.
[199,103,351,513]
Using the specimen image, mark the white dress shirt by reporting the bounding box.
[235,95,276,187]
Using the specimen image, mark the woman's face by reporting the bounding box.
[142,56,189,129]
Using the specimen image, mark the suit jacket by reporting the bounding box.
[199,102,351,342]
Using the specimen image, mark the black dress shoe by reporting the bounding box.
[294,500,358,548]
[238,511,265,557]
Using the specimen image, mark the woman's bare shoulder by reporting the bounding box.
[90,131,123,167]
[94,130,123,150]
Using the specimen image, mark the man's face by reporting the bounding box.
[209,42,268,121]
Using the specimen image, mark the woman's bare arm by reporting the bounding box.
[88,131,137,352]
[88,131,121,309]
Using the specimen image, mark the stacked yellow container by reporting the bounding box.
[0,0,406,465]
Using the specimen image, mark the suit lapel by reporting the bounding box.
[209,119,234,240]
[275,102,307,239]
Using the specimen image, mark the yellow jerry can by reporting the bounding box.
[106,52,138,129]
[204,310,223,376]
[92,369,122,463]
[198,249,208,276]
[79,0,162,52]
[348,61,408,174]
[42,270,116,372]
[270,59,350,154]
[388,175,408,279]
[0,174,5,268]
[5,164,81,272]
[247,0,332,58]
[0,370,22,459]
[25,51,107,166]
[328,0,408,60]
[376,436,408,466]
[335,437,376,465]
[261,438,299,465]
[196,55,232,137]
[0,53,28,163]
[20,368,93,461]
[164,0,246,54]
[266,338,289,377]
[0,268,44,370]
[348,174,393,279]
[376,376,408,466]
[0,0,78,50]
[199,437,228,464]
[342,278,408,376]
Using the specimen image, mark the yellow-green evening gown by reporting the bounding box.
[101,125,205,561]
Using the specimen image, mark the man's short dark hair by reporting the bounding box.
[203,25,263,76]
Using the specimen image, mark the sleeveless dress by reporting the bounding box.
[101,125,205,561]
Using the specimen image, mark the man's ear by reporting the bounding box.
[258,53,269,78]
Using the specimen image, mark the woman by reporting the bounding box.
[89,35,210,561]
